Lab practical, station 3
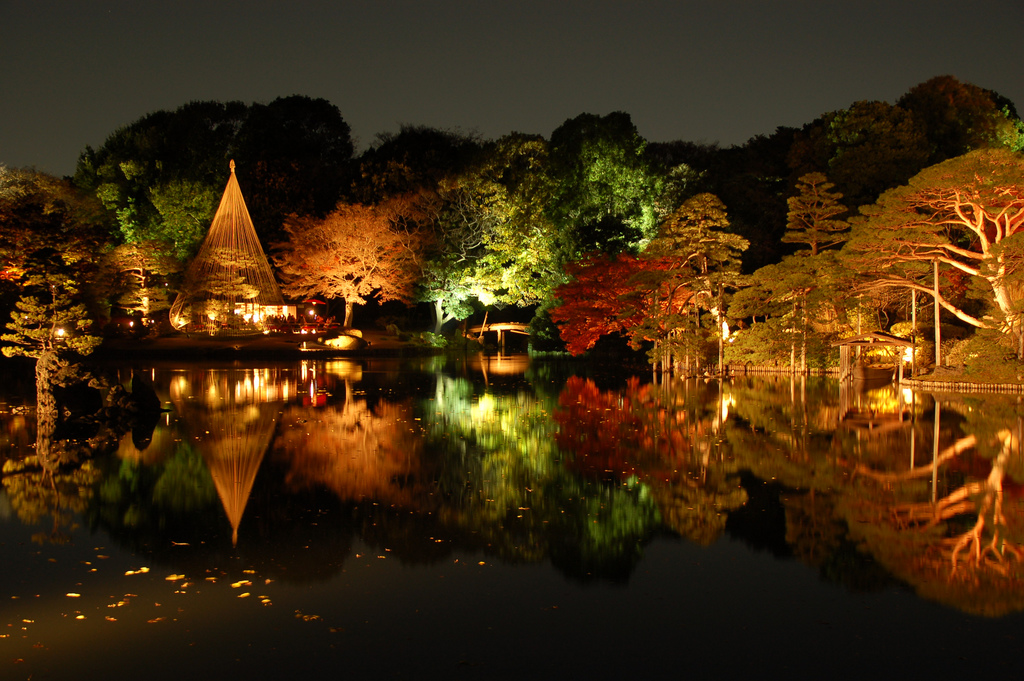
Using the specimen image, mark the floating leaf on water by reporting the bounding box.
[105,616,117,622]
[238,592,250,598]
[66,593,81,598]
[165,574,185,581]
[147,617,165,624]
[230,580,251,588]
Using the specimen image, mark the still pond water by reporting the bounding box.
[2,355,1024,679]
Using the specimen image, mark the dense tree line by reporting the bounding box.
[2,75,1023,374]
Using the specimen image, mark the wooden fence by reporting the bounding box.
[899,378,1024,394]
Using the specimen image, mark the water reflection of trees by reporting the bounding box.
[273,390,427,508]
[554,376,747,545]
[722,377,1024,614]
[425,374,662,580]
[8,358,1024,610]
[842,399,1024,615]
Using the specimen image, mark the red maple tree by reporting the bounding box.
[549,253,654,355]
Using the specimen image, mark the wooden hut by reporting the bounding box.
[833,331,915,384]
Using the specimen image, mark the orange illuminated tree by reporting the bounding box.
[844,149,1024,335]
[783,172,849,256]
[273,195,432,327]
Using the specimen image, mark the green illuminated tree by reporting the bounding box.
[146,179,220,261]
[464,134,563,307]
[353,126,489,328]
[76,97,353,257]
[75,101,245,255]
[418,183,486,333]
[547,112,661,257]
[416,134,563,326]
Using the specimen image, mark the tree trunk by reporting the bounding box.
[800,295,807,374]
[912,289,917,377]
[791,300,798,374]
[478,310,489,342]
[694,301,701,375]
[933,259,941,368]
[35,351,60,465]
[343,300,355,328]
[717,282,724,376]
[433,299,445,335]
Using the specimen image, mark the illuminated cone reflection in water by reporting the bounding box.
[170,368,280,545]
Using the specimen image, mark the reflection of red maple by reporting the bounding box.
[554,376,711,481]
[554,376,645,477]
[554,376,746,545]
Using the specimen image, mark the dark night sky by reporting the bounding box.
[3,0,1023,178]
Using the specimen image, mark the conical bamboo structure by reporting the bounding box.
[169,160,284,334]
